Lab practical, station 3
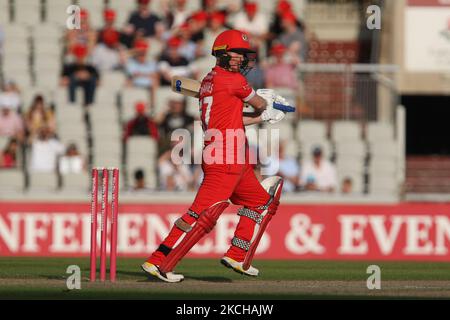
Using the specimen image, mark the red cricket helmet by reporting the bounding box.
[211,29,254,56]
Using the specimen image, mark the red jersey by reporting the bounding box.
[199,66,255,166]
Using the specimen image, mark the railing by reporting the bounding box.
[297,63,399,123]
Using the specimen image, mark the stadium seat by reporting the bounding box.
[89,105,120,122]
[297,120,327,142]
[300,140,332,161]
[27,172,60,191]
[94,87,119,106]
[369,158,397,176]
[2,25,28,39]
[45,0,73,26]
[153,87,174,115]
[335,140,367,158]
[32,24,63,40]
[367,122,394,142]
[0,136,9,150]
[77,0,104,29]
[100,72,127,92]
[0,169,24,191]
[14,3,41,26]
[61,172,90,192]
[120,88,151,120]
[262,121,295,141]
[331,121,362,142]
[0,0,9,23]
[370,141,398,157]
[369,176,398,195]
[126,137,157,156]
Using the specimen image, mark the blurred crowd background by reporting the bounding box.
[0,0,404,197]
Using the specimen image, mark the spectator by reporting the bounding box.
[157,94,194,151]
[232,2,268,48]
[245,50,265,89]
[92,28,126,71]
[126,39,159,101]
[264,43,298,90]
[58,143,86,174]
[123,0,164,41]
[264,141,300,192]
[166,0,191,29]
[341,177,353,194]
[25,95,56,141]
[268,0,294,42]
[204,11,227,51]
[0,79,21,112]
[187,11,208,46]
[66,9,97,56]
[123,101,159,141]
[1,138,18,168]
[29,126,64,173]
[158,36,196,86]
[300,146,337,192]
[279,11,308,63]
[175,23,200,62]
[158,141,194,191]
[0,102,24,141]
[61,44,100,106]
[133,169,149,190]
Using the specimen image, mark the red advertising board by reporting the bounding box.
[0,202,450,261]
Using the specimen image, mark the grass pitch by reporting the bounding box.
[0,258,450,299]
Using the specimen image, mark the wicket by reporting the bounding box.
[90,167,119,282]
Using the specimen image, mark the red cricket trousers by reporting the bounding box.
[148,163,271,265]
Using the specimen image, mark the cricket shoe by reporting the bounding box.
[220,256,259,277]
[141,262,184,283]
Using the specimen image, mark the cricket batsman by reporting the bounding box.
[142,29,293,282]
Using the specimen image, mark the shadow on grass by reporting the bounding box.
[184,276,233,283]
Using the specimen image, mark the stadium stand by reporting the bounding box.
[0,0,403,198]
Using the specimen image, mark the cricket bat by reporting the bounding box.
[171,76,295,113]
[171,76,200,98]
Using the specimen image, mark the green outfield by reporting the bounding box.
[1,258,450,299]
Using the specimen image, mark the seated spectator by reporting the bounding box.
[232,2,268,49]
[245,50,265,89]
[0,102,24,142]
[158,37,196,86]
[341,177,353,194]
[123,0,164,43]
[126,39,159,95]
[0,80,21,111]
[123,101,159,141]
[158,141,194,191]
[29,126,64,173]
[300,146,337,192]
[61,44,100,106]
[1,138,18,168]
[268,0,294,44]
[92,28,125,71]
[264,44,298,90]
[204,11,227,53]
[133,169,150,190]
[166,0,191,29]
[175,23,200,62]
[263,141,299,192]
[279,11,307,64]
[187,11,208,50]
[157,94,194,151]
[25,95,56,141]
[65,9,97,57]
[58,143,86,174]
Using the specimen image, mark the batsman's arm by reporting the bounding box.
[242,93,267,126]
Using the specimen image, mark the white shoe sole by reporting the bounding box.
[220,257,259,277]
[141,263,184,283]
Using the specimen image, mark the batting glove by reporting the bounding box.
[257,89,287,124]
